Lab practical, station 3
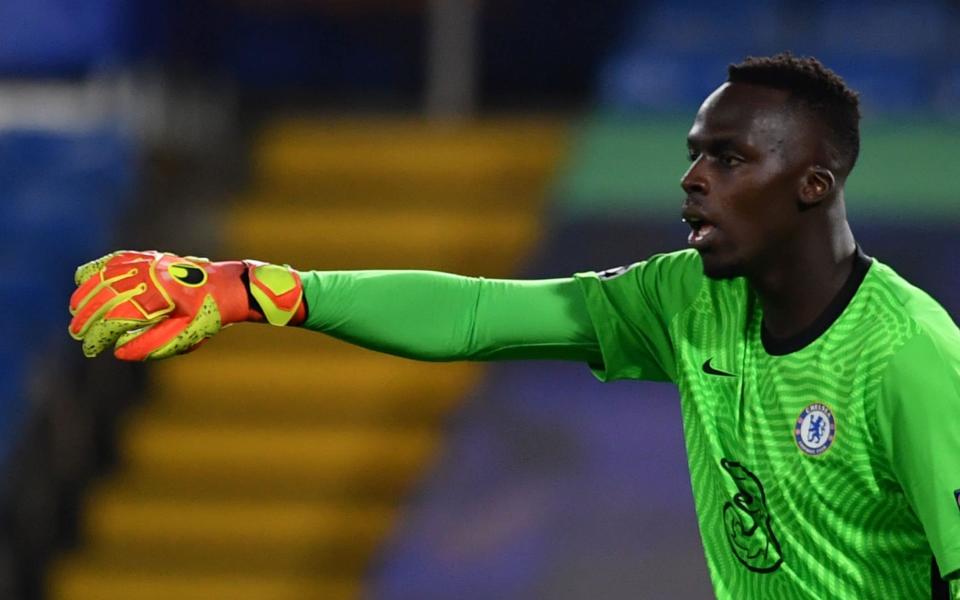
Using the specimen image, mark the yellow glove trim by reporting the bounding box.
[71,251,177,322]
[249,264,303,327]
[114,295,222,360]
[69,282,147,339]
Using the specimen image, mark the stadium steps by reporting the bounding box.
[50,117,567,599]
[143,336,480,425]
[110,418,443,501]
[50,565,358,600]
[223,205,537,272]
[72,490,395,572]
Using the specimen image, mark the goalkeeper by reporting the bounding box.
[69,54,959,599]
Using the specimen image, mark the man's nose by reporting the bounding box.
[681,161,709,195]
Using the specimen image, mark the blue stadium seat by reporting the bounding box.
[809,0,950,58]
[0,130,135,283]
[599,51,735,111]
[622,0,785,57]
[0,0,136,76]
[0,260,60,336]
[933,63,960,113]
[0,130,136,205]
[0,345,27,466]
[818,54,936,112]
[0,127,137,466]
[600,0,790,111]
[0,266,40,412]
[2,187,112,272]
[599,0,958,113]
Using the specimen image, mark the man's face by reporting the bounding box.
[681,82,814,279]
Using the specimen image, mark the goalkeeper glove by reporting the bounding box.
[68,250,305,361]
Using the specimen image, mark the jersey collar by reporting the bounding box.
[761,245,873,356]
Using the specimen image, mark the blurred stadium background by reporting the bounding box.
[0,0,957,598]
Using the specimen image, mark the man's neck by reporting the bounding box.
[749,225,857,340]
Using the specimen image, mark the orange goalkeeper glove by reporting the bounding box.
[68,250,305,361]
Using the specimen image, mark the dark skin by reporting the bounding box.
[680,82,857,339]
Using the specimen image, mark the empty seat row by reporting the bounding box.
[600,0,960,112]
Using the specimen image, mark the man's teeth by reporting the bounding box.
[691,223,715,241]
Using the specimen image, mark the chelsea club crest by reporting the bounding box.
[794,403,836,456]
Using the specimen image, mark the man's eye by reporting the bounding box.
[720,154,743,167]
[687,150,700,162]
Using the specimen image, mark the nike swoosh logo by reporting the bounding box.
[169,263,207,286]
[703,358,735,377]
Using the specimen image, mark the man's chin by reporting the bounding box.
[699,253,743,280]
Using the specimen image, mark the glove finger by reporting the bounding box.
[74,253,118,287]
[114,295,222,361]
[70,258,144,316]
[114,317,189,361]
[150,297,223,360]
[70,271,107,315]
[69,283,115,334]
[68,284,146,339]
[73,250,152,286]
[80,318,144,358]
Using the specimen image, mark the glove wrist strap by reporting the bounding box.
[244,261,306,326]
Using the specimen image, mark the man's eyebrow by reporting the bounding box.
[687,135,739,150]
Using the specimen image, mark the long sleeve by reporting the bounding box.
[298,269,602,364]
[876,327,960,581]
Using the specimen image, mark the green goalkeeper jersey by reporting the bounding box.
[575,249,960,599]
[299,246,958,598]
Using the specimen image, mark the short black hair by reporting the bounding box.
[728,52,861,176]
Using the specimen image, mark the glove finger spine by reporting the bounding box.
[69,283,147,339]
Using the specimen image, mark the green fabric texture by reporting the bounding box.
[575,249,960,598]
[574,250,704,381]
[299,270,600,363]
[876,302,960,584]
[554,114,960,220]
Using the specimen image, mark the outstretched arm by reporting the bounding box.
[300,270,600,363]
[68,250,601,364]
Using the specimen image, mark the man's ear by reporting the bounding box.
[799,166,836,207]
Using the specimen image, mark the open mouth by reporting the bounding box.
[685,217,716,246]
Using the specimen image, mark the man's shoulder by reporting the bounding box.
[577,248,754,320]
[637,249,753,318]
[647,247,703,269]
[591,248,702,279]
[863,259,959,361]
[577,248,704,292]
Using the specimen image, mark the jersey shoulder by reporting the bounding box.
[640,248,705,310]
[573,248,713,382]
[866,259,960,353]
[581,247,707,317]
